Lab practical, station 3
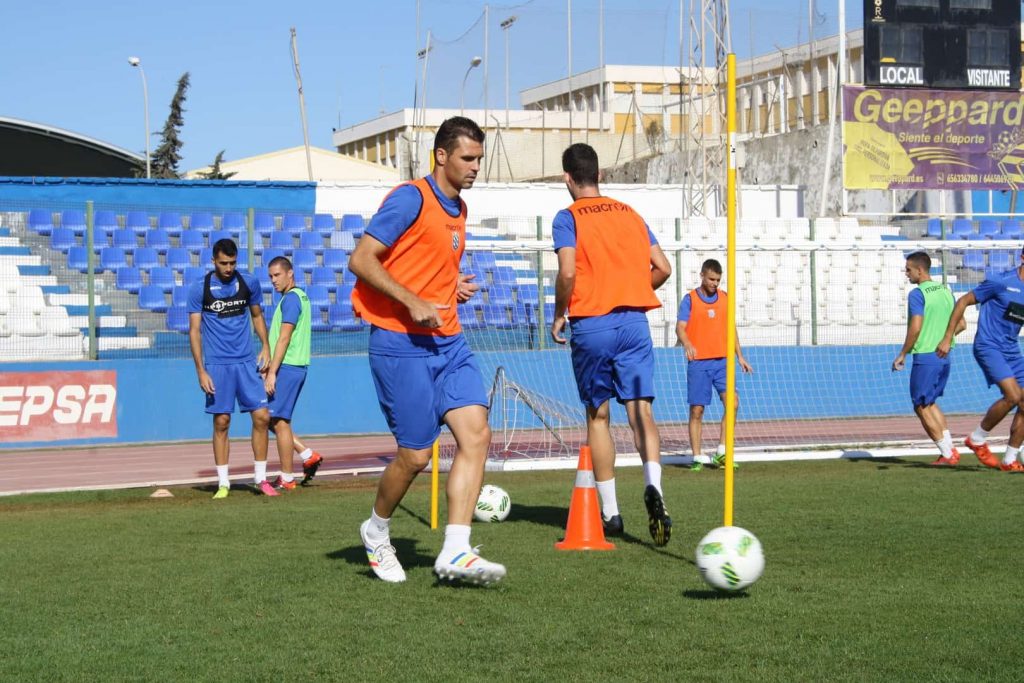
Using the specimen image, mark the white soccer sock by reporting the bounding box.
[970,426,990,444]
[299,447,313,461]
[716,443,726,457]
[215,465,230,488]
[367,509,391,540]
[280,472,295,483]
[935,438,952,458]
[596,478,619,520]
[253,460,267,484]
[1003,445,1020,466]
[643,462,663,495]
[441,524,472,556]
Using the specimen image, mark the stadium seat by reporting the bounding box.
[61,209,86,235]
[183,266,207,285]
[99,247,127,272]
[260,248,285,268]
[145,229,171,253]
[338,283,355,305]
[189,212,214,234]
[282,214,307,236]
[492,267,517,286]
[291,249,317,273]
[113,229,138,252]
[235,232,262,252]
[330,231,356,251]
[306,284,331,310]
[209,230,232,247]
[951,219,973,237]
[313,213,336,236]
[483,304,512,328]
[515,283,540,305]
[133,247,160,271]
[269,232,294,251]
[472,251,497,271]
[126,211,151,235]
[116,267,143,293]
[254,213,276,237]
[94,210,119,236]
[323,248,348,271]
[138,285,168,312]
[926,218,943,238]
[962,251,986,270]
[988,250,1014,271]
[328,302,362,330]
[299,232,325,251]
[222,212,246,234]
[488,285,514,307]
[979,220,999,238]
[166,305,189,333]
[199,248,214,268]
[179,230,205,252]
[149,267,177,293]
[341,214,365,237]
[171,285,190,308]
[166,247,192,272]
[1001,220,1023,239]
[50,227,76,253]
[311,266,339,291]
[459,303,484,329]
[27,209,54,235]
[158,211,183,236]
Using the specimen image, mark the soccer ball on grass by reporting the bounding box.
[473,484,511,522]
[695,525,765,591]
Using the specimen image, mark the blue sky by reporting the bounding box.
[2,1,853,172]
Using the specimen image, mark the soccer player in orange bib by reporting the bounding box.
[550,143,674,546]
[349,117,505,585]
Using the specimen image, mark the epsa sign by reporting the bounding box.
[0,371,117,442]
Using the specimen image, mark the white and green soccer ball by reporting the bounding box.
[695,526,765,591]
[473,484,511,523]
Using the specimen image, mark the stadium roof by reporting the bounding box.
[0,117,144,178]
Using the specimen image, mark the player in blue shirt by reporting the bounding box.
[188,238,276,497]
[937,250,1024,472]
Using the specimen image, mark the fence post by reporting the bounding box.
[535,216,546,350]
[940,219,948,286]
[86,201,98,360]
[809,217,818,346]
[246,207,256,277]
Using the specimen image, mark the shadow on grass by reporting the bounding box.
[841,453,993,472]
[682,588,752,601]
[504,503,568,529]
[326,537,435,576]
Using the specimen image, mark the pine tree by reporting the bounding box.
[198,150,236,180]
[151,72,191,179]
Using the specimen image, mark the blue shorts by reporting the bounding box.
[973,345,1024,388]
[909,356,950,407]
[268,364,307,421]
[205,361,269,414]
[569,319,655,409]
[687,358,727,407]
[369,335,488,450]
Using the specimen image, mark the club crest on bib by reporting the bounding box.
[452,232,460,251]
[708,309,716,318]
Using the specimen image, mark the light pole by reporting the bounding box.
[501,16,517,127]
[460,56,482,116]
[127,56,150,179]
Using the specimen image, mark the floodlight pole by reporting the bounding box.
[128,57,150,179]
[501,16,517,127]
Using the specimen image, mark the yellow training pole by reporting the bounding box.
[724,53,737,527]
[430,439,440,530]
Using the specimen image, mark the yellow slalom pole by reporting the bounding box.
[724,53,737,528]
[430,439,440,530]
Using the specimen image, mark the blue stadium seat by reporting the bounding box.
[235,251,250,271]
[962,251,986,270]
[510,302,530,324]
[1001,220,1023,239]
[171,285,190,308]
[113,229,138,252]
[222,212,246,234]
[269,232,294,251]
[458,303,484,329]
[330,231,356,251]
[166,305,189,332]
[281,214,307,236]
[341,214,364,237]
[209,230,232,248]
[979,220,999,238]
[926,218,943,238]
[306,284,331,310]
[338,283,355,305]
[28,209,54,235]
[483,303,512,328]
[292,248,317,272]
[299,232,324,251]
[488,285,514,306]
[100,247,127,272]
[492,267,518,286]
[516,283,540,305]
[126,211,151,235]
[311,266,339,291]
[116,267,143,293]
[189,212,214,234]
[989,250,1015,271]
[94,210,119,235]
[328,302,362,330]
[323,248,348,271]
[259,248,283,267]
[61,209,86,235]
[167,247,192,272]
[313,213,336,236]
[236,232,262,252]
[310,310,331,332]
[139,285,168,312]
[180,230,205,252]
[133,247,160,271]
[951,219,974,237]
[472,251,497,271]
[183,266,207,285]
[50,227,76,252]
[254,213,276,237]
[198,248,214,269]
[149,266,177,293]
[158,211,183,236]
[145,228,171,253]
[67,246,89,272]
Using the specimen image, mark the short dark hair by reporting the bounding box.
[212,238,238,258]
[267,256,293,272]
[701,258,723,275]
[906,251,931,271]
[434,117,485,158]
[562,143,600,186]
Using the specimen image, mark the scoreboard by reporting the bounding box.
[863,0,1021,90]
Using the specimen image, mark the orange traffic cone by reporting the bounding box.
[555,445,615,551]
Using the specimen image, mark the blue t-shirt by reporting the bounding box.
[907,288,925,318]
[677,287,718,322]
[363,175,465,356]
[277,290,302,326]
[974,268,1024,354]
[187,271,263,364]
[551,207,659,334]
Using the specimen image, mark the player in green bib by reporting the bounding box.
[892,252,965,465]
[265,256,323,489]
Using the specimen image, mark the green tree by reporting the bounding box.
[151,72,190,179]
[198,150,236,180]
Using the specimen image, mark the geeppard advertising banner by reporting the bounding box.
[843,85,1024,191]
